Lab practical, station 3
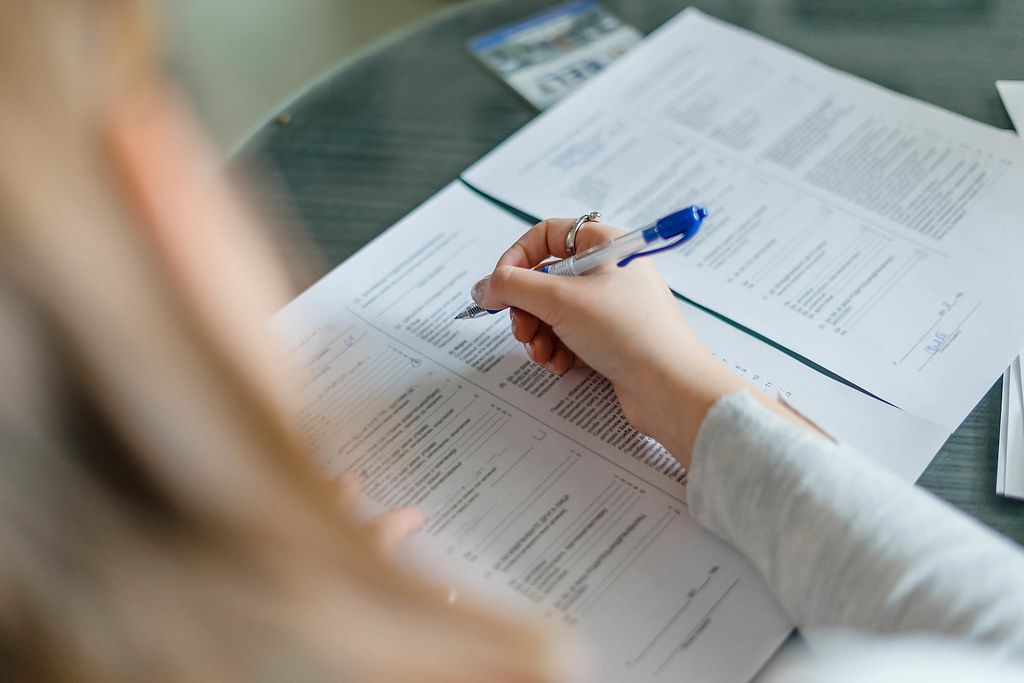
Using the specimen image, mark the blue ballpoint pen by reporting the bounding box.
[453,205,708,320]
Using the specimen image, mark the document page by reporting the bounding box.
[997,81,1024,134]
[683,304,949,482]
[999,358,1024,500]
[273,182,948,681]
[464,8,1024,429]
[996,83,1024,500]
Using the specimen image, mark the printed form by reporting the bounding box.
[273,182,948,682]
[464,8,1024,430]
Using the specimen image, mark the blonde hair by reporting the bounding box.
[0,2,576,680]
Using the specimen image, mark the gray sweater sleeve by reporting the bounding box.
[688,391,1024,657]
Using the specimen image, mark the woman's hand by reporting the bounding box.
[471,218,748,467]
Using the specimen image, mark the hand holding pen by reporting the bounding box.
[457,209,737,464]
[455,206,708,320]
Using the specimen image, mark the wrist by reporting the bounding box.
[638,353,745,470]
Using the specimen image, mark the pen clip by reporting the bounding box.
[616,233,693,267]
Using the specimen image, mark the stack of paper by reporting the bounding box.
[275,181,947,683]
[996,80,1024,500]
[998,358,1024,499]
[465,10,1024,436]
[273,12,1024,682]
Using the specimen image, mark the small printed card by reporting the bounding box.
[469,1,642,110]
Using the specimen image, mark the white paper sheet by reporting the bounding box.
[1014,361,1024,498]
[997,81,1024,134]
[994,82,1024,500]
[1000,358,1024,499]
[684,304,949,482]
[998,367,1010,495]
[272,182,949,681]
[465,8,1024,430]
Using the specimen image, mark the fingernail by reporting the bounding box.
[511,315,519,337]
[471,276,490,305]
[523,342,533,360]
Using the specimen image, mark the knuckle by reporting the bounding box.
[535,217,568,233]
[530,219,555,245]
[491,264,517,291]
[539,216,574,250]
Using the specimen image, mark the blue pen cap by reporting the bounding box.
[656,206,708,240]
[616,205,709,267]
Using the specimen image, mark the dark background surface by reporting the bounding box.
[236,0,1024,543]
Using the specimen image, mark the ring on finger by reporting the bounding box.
[565,211,601,256]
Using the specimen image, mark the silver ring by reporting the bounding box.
[566,211,600,256]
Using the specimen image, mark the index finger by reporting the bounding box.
[496,217,577,269]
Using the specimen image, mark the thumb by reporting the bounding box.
[472,265,568,324]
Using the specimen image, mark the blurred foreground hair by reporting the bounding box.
[0,2,575,680]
